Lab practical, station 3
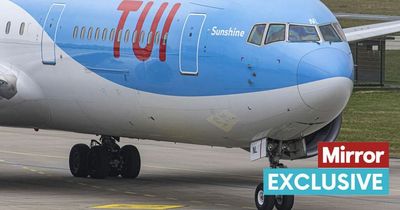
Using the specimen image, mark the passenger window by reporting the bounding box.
[124,30,130,43]
[140,31,145,43]
[80,27,86,39]
[289,25,320,42]
[132,30,137,43]
[109,29,115,41]
[73,26,79,39]
[5,21,11,34]
[87,27,93,40]
[117,30,122,42]
[19,22,25,35]
[95,28,100,40]
[248,24,266,45]
[102,28,108,41]
[162,33,168,45]
[265,24,286,44]
[319,24,341,42]
[147,32,153,44]
[155,31,160,44]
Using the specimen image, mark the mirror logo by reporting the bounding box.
[263,142,390,195]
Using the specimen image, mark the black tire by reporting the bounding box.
[255,183,275,210]
[120,145,141,179]
[275,195,294,210]
[88,146,110,179]
[109,168,120,177]
[69,144,90,178]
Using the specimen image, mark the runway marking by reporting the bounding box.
[0,159,4,162]
[21,166,47,176]
[143,194,156,198]
[78,182,88,186]
[216,203,231,207]
[242,207,254,209]
[22,166,36,173]
[125,191,137,195]
[0,150,67,159]
[92,204,183,209]
[189,201,203,204]
[20,166,46,176]
[166,197,178,201]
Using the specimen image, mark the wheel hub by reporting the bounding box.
[257,190,264,205]
[276,195,283,205]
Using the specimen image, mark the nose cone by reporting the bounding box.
[298,48,354,112]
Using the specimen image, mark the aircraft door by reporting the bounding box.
[179,14,206,75]
[41,4,65,65]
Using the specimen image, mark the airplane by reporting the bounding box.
[1,0,400,209]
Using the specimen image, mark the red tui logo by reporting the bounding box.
[114,0,181,61]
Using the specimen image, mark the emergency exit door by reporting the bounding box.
[179,14,206,75]
[41,4,65,65]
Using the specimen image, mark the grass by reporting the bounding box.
[339,90,400,157]
[322,0,400,28]
[385,50,400,85]
[322,0,400,16]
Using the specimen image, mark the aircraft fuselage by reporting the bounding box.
[0,0,353,148]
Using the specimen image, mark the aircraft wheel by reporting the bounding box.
[69,144,90,178]
[109,168,120,177]
[120,145,141,179]
[109,146,121,177]
[255,183,275,210]
[275,195,294,210]
[88,146,110,179]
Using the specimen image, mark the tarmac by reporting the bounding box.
[0,127,399,210]
[335,13,400,21]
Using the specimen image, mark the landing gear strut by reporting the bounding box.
[255,140,295,210]
[69,136,141,179]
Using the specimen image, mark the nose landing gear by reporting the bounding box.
[255,140,295,210]
[274,195,294,210]
[255,183,275,210]
[255,178,294,210]
[69,136,141,179]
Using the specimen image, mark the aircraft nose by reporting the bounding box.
[297,48,354,112]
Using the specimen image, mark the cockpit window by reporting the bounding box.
[265,24,286,44]
[248,24,266,45]
[319,24,342,42]
[289,25,320,42]
[332,22,347,41]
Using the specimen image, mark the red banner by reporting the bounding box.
[318,142,389,168]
